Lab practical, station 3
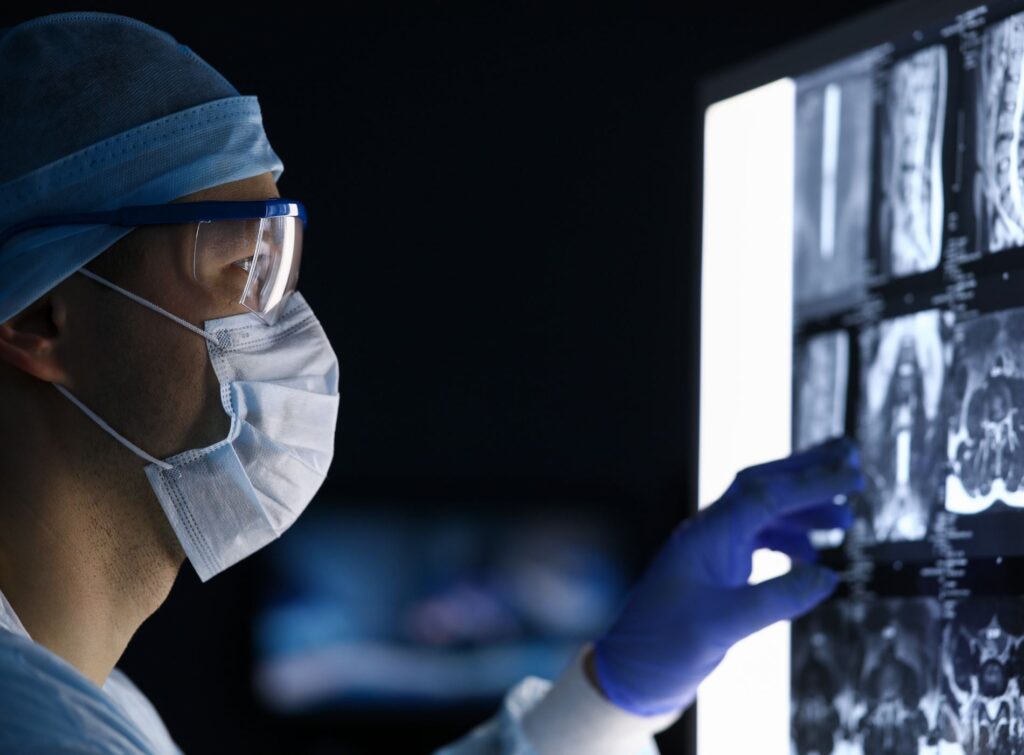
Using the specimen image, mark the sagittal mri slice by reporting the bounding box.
[794,331,850,451]
[978,11,1024,254]
[858,310,952,543]
[793,61,874,306]
[947,307,1024,515]
[879,45,948,278]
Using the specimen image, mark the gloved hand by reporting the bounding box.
[591,435,863,716]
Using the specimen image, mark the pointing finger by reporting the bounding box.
[772,501,855,532]
[723,464,864,545]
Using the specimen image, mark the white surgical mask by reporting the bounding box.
[54,269,340,581]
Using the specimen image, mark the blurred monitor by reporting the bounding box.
[697,0,1024,753]
[252,504,628,712]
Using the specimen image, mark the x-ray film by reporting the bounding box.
[794,60,874,307]
[878,45,948,278]
[792,597,1024,755]
[791,598,942,755]
[776,8,1024,753]
[859,310,952,543]
[794,331,850,451]
[976,12,1024,254]
[947,307,1024,515]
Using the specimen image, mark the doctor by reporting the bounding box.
[0,12,863,755]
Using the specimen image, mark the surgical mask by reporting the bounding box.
[54,269,340,581]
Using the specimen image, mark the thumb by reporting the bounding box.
[723,564,839,642]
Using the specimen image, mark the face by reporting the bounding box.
[2,171,282,463]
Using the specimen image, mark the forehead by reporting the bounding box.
[172,172,280,204]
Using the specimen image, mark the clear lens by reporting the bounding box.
[193,215,303,324]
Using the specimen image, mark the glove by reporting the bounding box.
[591,435,863,716]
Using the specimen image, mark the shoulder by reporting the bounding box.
[0,629,167,754]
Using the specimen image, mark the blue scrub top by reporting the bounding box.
[0,592,181,754]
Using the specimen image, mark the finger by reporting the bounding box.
[738,435,859,480]
[713,436,861,519]
[685,474,858,583]
[678,441,859,582]
[763,465,864,515]
[724,465,864,545]
[721,564,839,642]
[755,528,819,563]
[773,501,855,532]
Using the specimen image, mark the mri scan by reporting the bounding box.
[794,331,850,451]
[794,61,874,306]
[977,12,1024,254]
[878,45,948,278]
[947,308,1024,515]
[859,310,953,543]
[791,598,942,755]
[787,10,1024,755]
[792,597,1024,755]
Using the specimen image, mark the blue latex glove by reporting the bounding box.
[592,436,863,716]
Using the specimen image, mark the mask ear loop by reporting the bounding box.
[77,267,219,346]
[53,383,175,471]
[55,266,224,471]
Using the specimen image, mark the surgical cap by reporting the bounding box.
[0,12,285,323]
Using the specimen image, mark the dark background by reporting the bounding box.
[3,3,894,753]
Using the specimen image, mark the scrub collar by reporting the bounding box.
[0,587,30,640]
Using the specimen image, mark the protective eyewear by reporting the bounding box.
[0,198,307,325]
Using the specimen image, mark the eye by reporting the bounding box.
[233,256,255,272]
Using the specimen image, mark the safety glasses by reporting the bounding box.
[0,198,307,325]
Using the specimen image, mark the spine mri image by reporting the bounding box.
[791,598,1024,755]
[794,331,851,452]
[977,13,1024,254]
[878,45,947,278]
[858,310,953,543]
[793,57,874,309]
[788,7,1024,754]
[947,307,1024,515]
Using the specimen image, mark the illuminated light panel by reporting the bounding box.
[698,77,795,755]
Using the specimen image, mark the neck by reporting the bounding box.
[0,388,183,687]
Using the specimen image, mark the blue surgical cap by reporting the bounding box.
[0,12,285,323]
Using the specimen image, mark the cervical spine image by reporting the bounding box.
[980,13,1024,252]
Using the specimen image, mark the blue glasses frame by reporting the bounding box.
[0,198,308,252]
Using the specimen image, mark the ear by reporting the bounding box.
[0,293,72,384]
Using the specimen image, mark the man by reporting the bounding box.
[0,12,864,754]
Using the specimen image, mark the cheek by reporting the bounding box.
[62,266,238,459]
[195,344,233,443]
[146,330,230,455]
[80,300,223,459]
